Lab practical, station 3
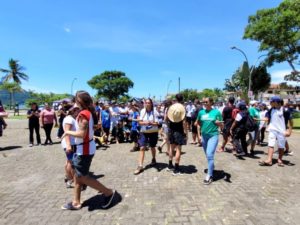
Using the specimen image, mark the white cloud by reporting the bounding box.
[64,27,71,33]
[270,69,299,85]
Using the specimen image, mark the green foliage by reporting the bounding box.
[178,89,199,102]
[87,71,134,101]
[0,81,23,108]
[251,64,271,95]
[293,112,300,119]
[243,0,300,81]
[25,91,70,107]
[0,59,28,84]
[224,62,271,98]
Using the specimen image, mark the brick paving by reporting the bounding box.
[0,119,300,225]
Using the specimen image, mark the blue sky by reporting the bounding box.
[0,0,295,99]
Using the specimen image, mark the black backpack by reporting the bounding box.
[238,111,257,132]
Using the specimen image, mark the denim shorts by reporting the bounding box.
[71,154,94,177]
[64,145,76,161]
[138,132,158,148]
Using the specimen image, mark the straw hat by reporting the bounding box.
[167,103,186,123]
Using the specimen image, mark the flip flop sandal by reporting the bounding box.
[61,202,81,210]
[258,161,272,166]
[277,162,285,167]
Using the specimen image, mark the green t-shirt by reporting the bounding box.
[197,108,222,136]
[249,107,260,125]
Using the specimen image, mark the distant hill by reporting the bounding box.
[0,89,30,106]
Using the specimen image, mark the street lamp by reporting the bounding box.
[71,78,77,96]
[166,80,172,97]
[231,46,267,99]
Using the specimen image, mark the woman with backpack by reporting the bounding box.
[230,101,249,157]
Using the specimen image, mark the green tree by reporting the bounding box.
[0,81,23,109]
[243,0,300,81]
[87,71,134,101]
[224,63,271,99]
[26,91,70,107]
[179,89,199,102]
[250,64,271,96]
[0,59,28,83]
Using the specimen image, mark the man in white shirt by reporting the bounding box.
[259,96,292,167]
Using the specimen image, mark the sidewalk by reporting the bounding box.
[0,119,299,225]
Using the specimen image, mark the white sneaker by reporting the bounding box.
[29,144,33,147]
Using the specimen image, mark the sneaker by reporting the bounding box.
[166,164,174,172]
[66,180,73,188]
[203,176,213,185]
[150,158,157,166]
[172,169,182,176]
[134,166,144,175]
[102,190,116,209]
[235,151,245,157]
[158,146,162,153]
[29,143,33,147]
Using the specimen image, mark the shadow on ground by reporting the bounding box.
[82,191,122,211]
[0,146,22,151]
[204,169,232,183]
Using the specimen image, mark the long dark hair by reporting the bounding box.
[145,98,154,112]
[75,91,97,124]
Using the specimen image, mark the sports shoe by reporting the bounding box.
[102,190,116,209]
[172,169,182,176]
[29,143,33,147]
[166,164,174,172]
[66,180,73,188]
[203,176,213,185]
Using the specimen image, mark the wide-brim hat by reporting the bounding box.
[167,103,186,123]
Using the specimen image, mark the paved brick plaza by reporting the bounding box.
[0,119,299,225]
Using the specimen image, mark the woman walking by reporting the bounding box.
[134,98,159,175]
[197,97,223,185]
[40,103,57,145]
[61,91,116,210]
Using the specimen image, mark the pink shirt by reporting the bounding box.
[41,109,56,124]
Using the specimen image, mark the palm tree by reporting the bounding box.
[0,81,23,109]
[0,59,28,84]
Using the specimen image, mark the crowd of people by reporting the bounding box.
[14,91,295,210]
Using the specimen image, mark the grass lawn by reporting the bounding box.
[293,118,300,129]
[8,115,27,120]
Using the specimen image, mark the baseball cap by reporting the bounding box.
[270,96,281,103]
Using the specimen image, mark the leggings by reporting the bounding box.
[43,123,53,144]
[29,123,41,144]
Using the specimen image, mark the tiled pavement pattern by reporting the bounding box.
[0,119,299,225]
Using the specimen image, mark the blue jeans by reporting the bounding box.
[202,134,219,177]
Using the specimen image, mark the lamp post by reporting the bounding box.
[231,46,267,99]
[166,80,172,98]
[71,78,77,96]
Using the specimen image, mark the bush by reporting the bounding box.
[292,112,300,119]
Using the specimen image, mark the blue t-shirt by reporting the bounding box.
[101,110,111,128]
[130,111,140,131]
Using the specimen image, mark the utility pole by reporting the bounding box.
[178,77,181,93]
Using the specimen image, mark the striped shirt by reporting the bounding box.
[75,110,96,155]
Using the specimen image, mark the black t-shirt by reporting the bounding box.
[27,109,40,125]
[168,120,184,133]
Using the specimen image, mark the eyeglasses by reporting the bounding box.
[204,101,209,104]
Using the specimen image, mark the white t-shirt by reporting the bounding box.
[186,104,195,117]
[268,107,286,134]
[109,106,121,124]
[139,108,159,133]
[61,115,76,149]
[259,110,267,129]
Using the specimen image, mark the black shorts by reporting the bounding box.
[138,132,158,148]
[168,131,186,146]
[191,123,198,134]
